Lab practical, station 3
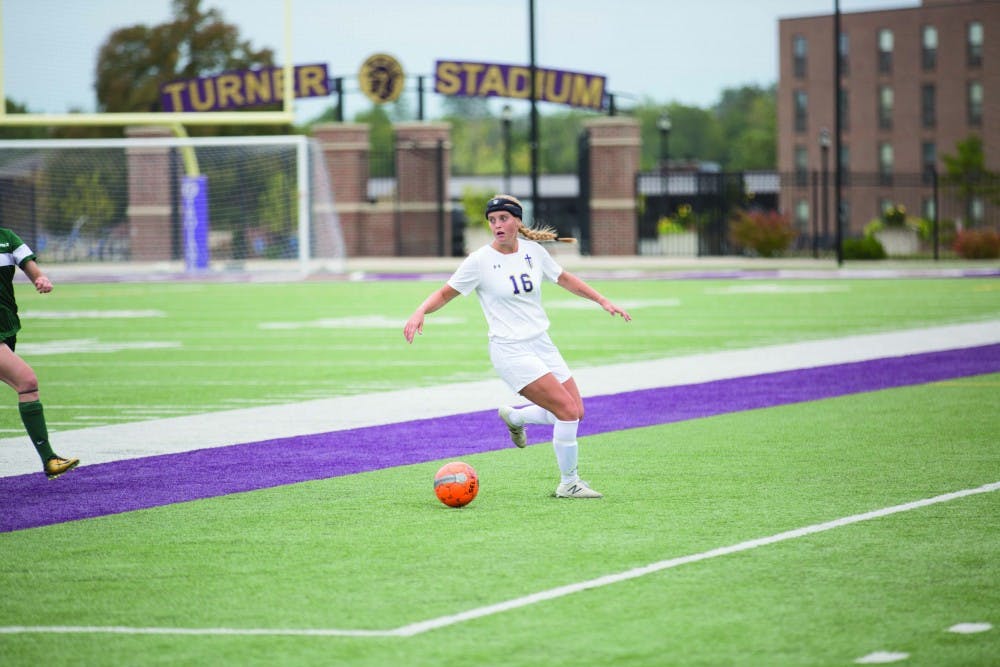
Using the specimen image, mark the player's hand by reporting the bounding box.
[34,276,52,294]
[403,313,424,343]
[602,300,631,322]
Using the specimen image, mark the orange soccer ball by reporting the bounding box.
[433,461,479,508]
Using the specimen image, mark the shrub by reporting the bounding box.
[658,204,705,235]
[728,210,797,257]
[842,236,887,260]
[882,203,907,227]
[953,229,1000,259]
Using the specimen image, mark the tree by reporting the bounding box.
[712,85,776,170]
[941,135,1000,224]
[353,105,394,177]
[94,0,281,136]
[0,99,48,139]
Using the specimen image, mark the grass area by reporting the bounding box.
[1,376,998,665]
[3,276,998,431]
[0,275,998,665]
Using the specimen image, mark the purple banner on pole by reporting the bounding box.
[182,176,209,271]
[160,63,330,112]
[434,60,606,110]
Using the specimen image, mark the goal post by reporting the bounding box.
[0,134,345,276]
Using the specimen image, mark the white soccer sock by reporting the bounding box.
[514,404,557,426]
[552,419,580,484]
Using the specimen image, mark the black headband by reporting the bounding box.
[485,198,522,220]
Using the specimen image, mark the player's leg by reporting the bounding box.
[0,341,78,479]
[518,375,600,498]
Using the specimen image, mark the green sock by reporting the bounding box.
[19,400,55,462]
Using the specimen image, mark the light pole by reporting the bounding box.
[657,112,672,175]
[657,112,672,231]
[819,127,831,256]
[502,104,513,195]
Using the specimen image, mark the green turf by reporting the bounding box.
[3,277,998,431]
[2,377,999,665]
[1,276,998,665]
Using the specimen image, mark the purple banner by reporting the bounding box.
[160,63,330,112]
[435,60,606,110]
[182,176,209,271]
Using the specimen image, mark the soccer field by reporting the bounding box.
[1,273,998,666]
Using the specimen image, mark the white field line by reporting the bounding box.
[2,320,998,477]
[2,481,997,639]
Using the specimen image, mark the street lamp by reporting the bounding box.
[657,112,672,174]
[818,127,831,254]
[501,104,513,195]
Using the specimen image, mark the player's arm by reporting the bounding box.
[20,259,52,294]
[556,271,631,321]
[404,284,461,343]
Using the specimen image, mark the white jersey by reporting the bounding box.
[448,239,563,342]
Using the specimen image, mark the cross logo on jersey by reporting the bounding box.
[523,253,533,269]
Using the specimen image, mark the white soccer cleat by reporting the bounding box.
[555,480,603,498]
[498,406,527,448]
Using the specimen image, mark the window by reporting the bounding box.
[921,84,936,128]
[839,87,850,131]
[922,197,936,222]
[922,25,937,70]
[839,200,850,230]
[878,85,894,130]
[879,142,894,185]
[922,141,936,182]
[968,21,983,67]
[795,199,810,231]
[970,197,984,224]
[793,35,808,78]
[795,90,808,133]
[839,32,850,75]
[968,81,983,126]
[839,145,850,184]
[795,145,809,186]
[878,29,894,74]
[879,198,895,218]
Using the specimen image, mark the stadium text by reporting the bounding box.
[434,60,606,110]
[160,64,330,112]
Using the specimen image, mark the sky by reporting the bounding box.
[2,0,918,123]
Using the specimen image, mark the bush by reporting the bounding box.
[728,210,797,257]
[953,229,1000,259]
[842,236,887,260]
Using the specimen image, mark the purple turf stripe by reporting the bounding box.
[2,344,998,533]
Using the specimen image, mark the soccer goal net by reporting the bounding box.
[0,134,345,276]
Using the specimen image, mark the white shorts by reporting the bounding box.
[489,332,572,393]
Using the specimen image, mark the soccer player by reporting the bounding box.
[404,194,631,498]
[0,227,79,479]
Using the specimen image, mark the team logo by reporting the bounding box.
[524,253,533,269]
[359,53,405,104]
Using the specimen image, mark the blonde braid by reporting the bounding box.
[491,194,577,244]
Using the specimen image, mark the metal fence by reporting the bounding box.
[637,169,1000,259]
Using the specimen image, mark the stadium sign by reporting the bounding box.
[358,53,406,105]
[160,63,330,112]
[434,60,606,111]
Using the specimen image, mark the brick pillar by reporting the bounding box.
[126,126,173,261]
[582,117,641,255]
[395,122,451,256]
[312,123,370,256]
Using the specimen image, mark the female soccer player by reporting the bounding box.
[404,194,630,498]
[0,227,78,479]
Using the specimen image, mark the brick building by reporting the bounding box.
[777,0,999,236]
